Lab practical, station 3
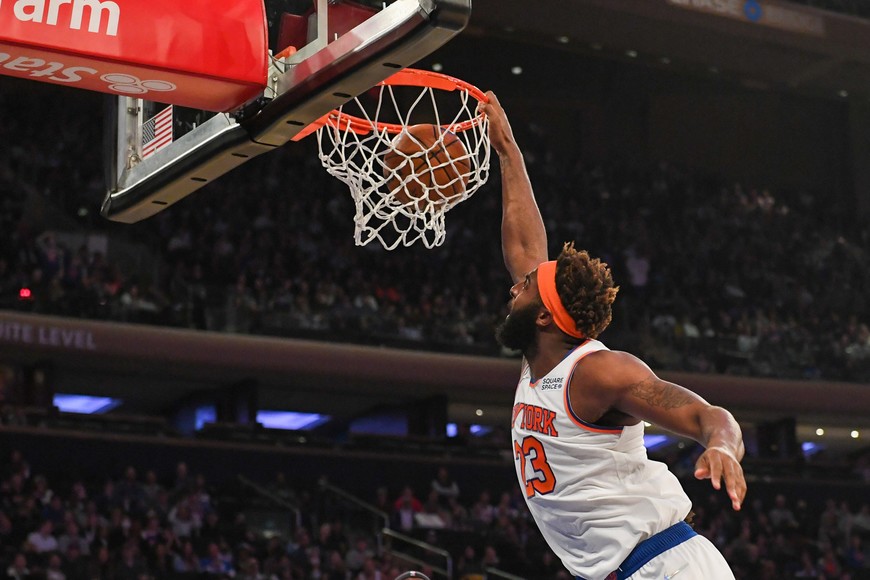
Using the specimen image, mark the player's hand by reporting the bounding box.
[694,446,746,511]
[480,91,518,157]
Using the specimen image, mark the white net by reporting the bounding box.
[315,71,490,249]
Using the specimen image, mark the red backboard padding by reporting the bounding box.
[277,13,309,55]
[0,0,268,112]
[325,1,378,40]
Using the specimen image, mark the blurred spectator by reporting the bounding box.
[41,495,65,526]
[141,470,164,510]
[115,544,148,580]
[355,556,383,580]
[26,520,58,553]
[5,553,30,580]
[392,487,423,532]
[199,541,235,576]
[173,540,202,574]
[324,549,348,580]
[62,543,89,579]
[431,467,460,508]
[238,556,267,580]
[87,543,113,578]
[44,553,65,580]
[57,521,88,556]
[457,545,484,580]
[345,537,374,574]
[768,494,799,532]
[150,542,174,577]
[5,450,31,481]
[168,501,200,540]
[287,527,315,577]
[470,491,495,529]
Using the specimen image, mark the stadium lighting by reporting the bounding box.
[53,394,121,414]
[801,442,823,456]
[256,410,331,430]
[195,405,216,430]
[447,423,491,437]
[643,434,673,450]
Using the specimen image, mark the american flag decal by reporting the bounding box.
[141,105,173,158]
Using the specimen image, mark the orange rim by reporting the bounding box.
[324,68,488,136]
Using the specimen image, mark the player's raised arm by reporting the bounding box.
[574,350,747,511]
[481,92,547,283]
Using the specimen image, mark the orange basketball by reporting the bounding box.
[383,124,471,209]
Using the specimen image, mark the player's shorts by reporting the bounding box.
[577,521,735,580]
[619,532,735,580]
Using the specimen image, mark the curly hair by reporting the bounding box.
[554,242,619,339]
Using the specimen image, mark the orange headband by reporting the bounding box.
[537,261,583,339]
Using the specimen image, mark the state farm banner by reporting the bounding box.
[0,0,268,111]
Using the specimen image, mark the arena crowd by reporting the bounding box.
[1,81,869,383]
[1,448,869,579]
[2,70,870,580]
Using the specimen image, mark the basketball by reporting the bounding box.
[383,124,471,208]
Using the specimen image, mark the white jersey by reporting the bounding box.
[511,339,692,580]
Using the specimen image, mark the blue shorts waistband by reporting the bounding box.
[615,521,696,579]
[574,521,697,580]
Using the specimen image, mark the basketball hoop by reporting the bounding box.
[312,68,491,250]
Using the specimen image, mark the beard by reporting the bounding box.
[495,300,541,355]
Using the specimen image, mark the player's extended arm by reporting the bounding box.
[481,91,547,283]
[575,350,747,511]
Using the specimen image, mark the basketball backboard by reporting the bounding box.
[101,0,472,223]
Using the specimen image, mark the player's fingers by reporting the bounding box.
[477,91,498,115]
[480,91,503,116]
[722,465,741,510]
[706,455,723,490]
[723,462,747,510]
[693,456,710,480]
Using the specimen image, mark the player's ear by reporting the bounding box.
[536,306,553,328]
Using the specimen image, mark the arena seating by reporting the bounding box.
[2,79,869,383]
[2,51,870,580]
[1,435,869,579]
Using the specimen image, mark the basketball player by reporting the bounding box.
[481,92,745,580]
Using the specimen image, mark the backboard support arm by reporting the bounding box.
[101,0,471,223]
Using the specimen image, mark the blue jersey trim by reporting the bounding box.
[564,349,624,433]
